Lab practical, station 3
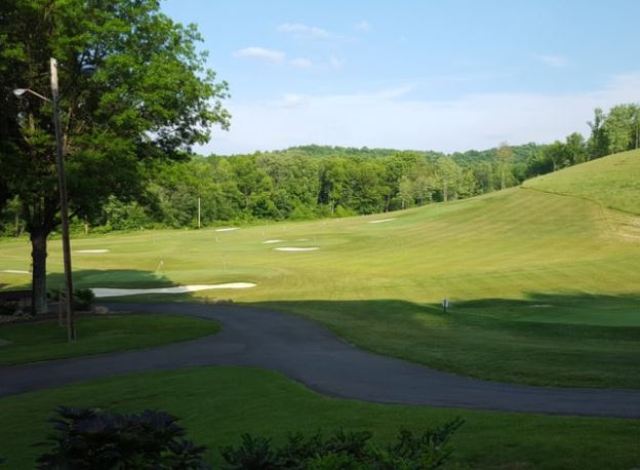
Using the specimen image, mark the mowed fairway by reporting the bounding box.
[1,151,639,387]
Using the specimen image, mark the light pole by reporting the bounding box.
[13,57,76,341]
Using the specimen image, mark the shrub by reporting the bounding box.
[220,418,463,469]
[36,406,209,469]
[48,288,95,311]
[73,288,95,311]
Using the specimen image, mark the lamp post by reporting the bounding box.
[13,57,76,341]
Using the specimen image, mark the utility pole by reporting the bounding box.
[197,197,201,229]
[50,58,75,341]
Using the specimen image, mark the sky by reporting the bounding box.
[161,0,640,155]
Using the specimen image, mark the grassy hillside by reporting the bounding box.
[1,152,639,387]
[524,149,640,214]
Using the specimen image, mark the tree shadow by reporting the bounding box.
[1,269,200,305]
[249,293,640,388]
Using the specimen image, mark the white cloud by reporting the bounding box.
[329,55,345,70]
[233,47,285,64]
[277,94,310,108]
[355,20,371,32]
[290,57,313,69]
[278,22,331,39]
[203,72,640,155]
[534,54,568,68]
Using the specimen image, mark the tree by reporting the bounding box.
[495,142,513,190]
[587,107,609,159]
[564,132,587,165]
[0,0,229,314]
[603,104,640,154]
[435,157,461,202]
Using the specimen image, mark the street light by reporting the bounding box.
[13,58,76,341]
[13,88,51,102]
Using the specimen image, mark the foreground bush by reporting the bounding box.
[220,418,464,469]
[36,406,462,469]
[37,406,208,469]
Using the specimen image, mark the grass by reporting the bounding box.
[0,314,219,365]
[0,367,638,470]
[524,149,640,214]
[258,299,640,388]
[0,151,639,386]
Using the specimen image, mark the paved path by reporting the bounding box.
[1,302,639,418]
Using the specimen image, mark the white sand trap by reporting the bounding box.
[1,269,30,274]
[76,249,110,254]
[263,239,284,244]
[368,218,396,224]
[92,282,256,298]
[275,247,319,252]
[215,227,239,232]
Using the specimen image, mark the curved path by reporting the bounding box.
[1,302,639,418]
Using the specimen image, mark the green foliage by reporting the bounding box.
[220,420,463,469]
[37,406,209,469]
[73,288,95,310]
[0,0,229,311]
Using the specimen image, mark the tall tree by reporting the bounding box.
[0,0,229,314]
[603,104,639,154]
[496,142,513,190]
[587,108,609,159]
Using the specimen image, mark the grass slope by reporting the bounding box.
[0,315,219,365]
[0,367,638,470]
[524,149,640,214]
[0,151,638,386]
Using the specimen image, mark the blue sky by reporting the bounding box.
[162,0,640,155]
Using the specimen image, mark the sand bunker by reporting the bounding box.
[368,218,396,224]
[76,249,110,254]
[263,239,284,244]
[215,227,239,232]
[275,247,319,252]
[1,269,30,274]
[92,282,256,298]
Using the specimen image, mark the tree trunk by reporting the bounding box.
[30,229,49,315]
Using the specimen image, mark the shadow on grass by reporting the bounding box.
[250,294,640,388]
[1,269,199,311]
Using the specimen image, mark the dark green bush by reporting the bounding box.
[73,288,95,311]
[37,406,209,469]
[220,418,463,469]
[48,288,95,311]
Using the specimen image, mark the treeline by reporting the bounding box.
[87,146,536,231]
[1,104,638,234]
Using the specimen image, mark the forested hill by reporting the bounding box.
[1,104,638,235]
[212,142,541,167]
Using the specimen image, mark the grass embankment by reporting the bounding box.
[524,149,640,214]
[0,315,219,365]
[0,367,638,470]
[0,151,638,386]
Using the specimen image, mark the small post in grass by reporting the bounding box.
[442,297,449,314]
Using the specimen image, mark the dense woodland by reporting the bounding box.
[1,103,638,235]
